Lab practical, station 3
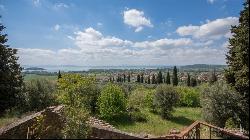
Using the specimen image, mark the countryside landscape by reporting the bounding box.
[0,0,249,139]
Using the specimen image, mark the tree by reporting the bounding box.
[152,74,156,84]
[58,70,62,79]
[166,71,171,84]
[127,73,130,82]
[172,66,178,86]
[157,71,163,84]
[187,73,191,86]
[209,69,217,84]
[137,74,140,83]
[153,85,179,119]
[147,76,151,84]
[97,84,127,120]
[123,73,126,82]
[0,21,23,113]
[140,74,144,83]
[224,0,249,130]
[190,77,197,87]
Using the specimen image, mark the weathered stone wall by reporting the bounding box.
[0,106,64,139]
[0,106,147,139]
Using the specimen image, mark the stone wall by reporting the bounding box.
[0,106,147,139]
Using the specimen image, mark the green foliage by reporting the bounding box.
[0,21,23,113]
[190,77,197,87]
[140,74,144,83]
[23,78,57,111]
[209,69,217,84]
[130,110,147,122]
[152,74,156,84]
[136,74,140,83]
[200,81,243,128]
[187,73,190,86]
[97,83,127,120]
[225,117,239,129]
[62,106,90,139]
[166,71,171,85]
[225,0,249,130]
[172,66,178,86]
[58,70,62,79]
[176,86,200,107]
[57,74,100,114]
[157,71,163,84]
[153,85,179,119]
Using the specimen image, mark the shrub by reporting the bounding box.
[23,78,56,111]
[153,85,179,119]
[176,86,200,107]
[200,81,243,128]
[57,74,100,114]
[225,117,239,129]
[130,110,147,122]
[127,87,148,109]
[97,83,127,120]
[62,106,90,139]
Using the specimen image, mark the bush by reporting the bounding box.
[57,74,100,114]
[130,110,147,122]
[200,81,243,128]
[153,85,179,119]
[97,83,127,120]
[225,117,239,129]
[23,78,57,111]
[62,106,90,139]
[176,86,200,107]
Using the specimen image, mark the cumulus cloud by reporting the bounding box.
[207,0,216,4]
[74,27,133,50]
[123,9,153,32]
[53,3,69,10]
[33,0,41,7]
[17,26,227,66]
[176,17,239,39]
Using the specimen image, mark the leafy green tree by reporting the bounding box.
[157,71,163,84]
[24,78,57,111]
[0,21,23,113]
[57,74,100,114]
[153,85,179,119]
[166,71,171,85]
[97,84,127,120]
[172,66,178,86]
[224,0,249,130]
[123,73,126,82]
[187,73,191,86]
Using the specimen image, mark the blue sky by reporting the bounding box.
[0,0,244,66]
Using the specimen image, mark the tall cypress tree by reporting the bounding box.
[0,21,23,113]
[137,74,140,83]
[166,71,171,84]
[209,68,217,84]
[172,66,178,86]
[225,0,249,130]
[152,74,156,84]
[187,73,191,86]
[190,77,197,87]
[123,73,126,82]
[127,73,130,82]
[157,71,163,84]
[140,74,144,83]
[58,70,62,79]
[147,75,151,84]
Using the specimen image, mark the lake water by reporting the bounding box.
[22,65,172,72]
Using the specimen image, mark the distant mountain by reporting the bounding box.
[24,67,46,71]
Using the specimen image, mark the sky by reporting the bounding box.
[0,0,244,66]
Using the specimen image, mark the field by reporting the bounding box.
[23,74,57,81]
[112,107,202,136]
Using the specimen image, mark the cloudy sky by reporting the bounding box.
[0,0,244,66]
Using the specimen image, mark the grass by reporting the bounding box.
[0,116,19,128]
[113,107,202,136]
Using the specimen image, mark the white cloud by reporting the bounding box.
[0,4,5,11]
[17,27,227,66]
[176,17,239,39]
[54,24,60,31]
[53,3,69,10]
[134,38,193,49]
[207,0,216,4]
[97,22,103,27]
[74,27,133,50]
[33,0,41,7]
[123,9,153,32]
